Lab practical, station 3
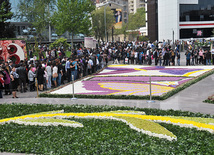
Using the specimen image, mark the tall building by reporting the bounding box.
[129,0,146,14]
[148,0,214,41]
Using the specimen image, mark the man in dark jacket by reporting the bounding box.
[16,63,27,93]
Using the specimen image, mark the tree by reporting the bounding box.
[49,38,71,50]
[0,0,15,38]
[52,0,95,48]
[128,8,146,30]
[17,0,56,40]
[91,7,115,41]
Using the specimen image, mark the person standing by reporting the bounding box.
[16,63,27,93]
[37,64,45,91]
[52,63,58,88]
[28,66,36,91]
[70,59,76,81]
[46,62,52,89]
[159,51,162,66]
[199,48,204,65]
[0,71,4,98]
[206,50,211,65]
[176,51,180,66]
[185,50,191,66]
[2,66,11,95]
[10,66,19,98]
[56,60,63,86]
[65,58,71,82]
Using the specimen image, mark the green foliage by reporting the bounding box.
[204,99,214,104]
[0,0,15,38]
[52,0,95,48]
[49,38,71,50]
[0,0,13,22]
[138,36,149,42]
[17,0,56,38]
[91,7,115,41]
[0,103,213,154]
[127,8,146,31]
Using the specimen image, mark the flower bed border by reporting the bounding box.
[39,69,214,100]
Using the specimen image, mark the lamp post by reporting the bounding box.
[104,4,109,42]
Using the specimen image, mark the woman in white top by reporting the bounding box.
[52,63,58,87]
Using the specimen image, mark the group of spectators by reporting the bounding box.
[0,40,213,98]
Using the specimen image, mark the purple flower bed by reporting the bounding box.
[137,66,202,75]
[159,68,202,75]
[97,66,203,76]
[78,80,175,96]
[91,76,186,82]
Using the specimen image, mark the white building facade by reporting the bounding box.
[158,0,214,41]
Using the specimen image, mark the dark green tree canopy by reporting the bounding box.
[91,7,115,41]
[0,0,15,38]
[52,0,95,48]
[17,0,56,36]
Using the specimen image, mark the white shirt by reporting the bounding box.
[53,66,58,74]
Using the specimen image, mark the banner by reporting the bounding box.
[84,37,93,48]
[112,8,122,29]
[85,37,97,49]
[0,40,27,64]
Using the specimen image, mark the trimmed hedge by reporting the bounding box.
[0,103,213,154]
[204,99,214,104]
[39,69,214,100]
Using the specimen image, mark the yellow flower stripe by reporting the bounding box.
[0,113,213,132]
[183,69,210,77]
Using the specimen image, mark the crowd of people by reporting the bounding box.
[0,40,214,98]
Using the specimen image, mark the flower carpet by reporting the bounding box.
[48,65,214,99]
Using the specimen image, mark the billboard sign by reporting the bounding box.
[112,8,122,29]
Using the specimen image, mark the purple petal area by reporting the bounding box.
[77,80,174,96]
[91,76,185,82]
[178,79,192,85]
[139,66,202,75]
[159,68,202,75]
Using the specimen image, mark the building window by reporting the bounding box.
[185,15,190,21]
[180,0,214,22]
[180,28,213,39]
[200,15,204,20]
